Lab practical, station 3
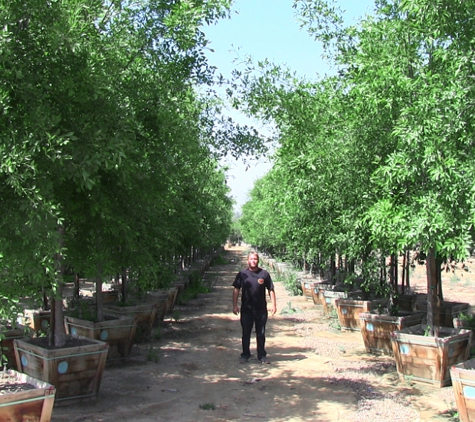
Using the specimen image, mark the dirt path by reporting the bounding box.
[52,246,461,422]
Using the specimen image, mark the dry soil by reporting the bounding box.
[51,245,475,422]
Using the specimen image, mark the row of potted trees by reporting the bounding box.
[0,253,214,421]
[261,253,475,421]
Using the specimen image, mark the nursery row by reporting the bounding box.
[262,255,475,422]
[0,252,216,421]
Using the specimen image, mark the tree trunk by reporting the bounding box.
[73,273,80,300]
[52,283,67,348]
[96,267,104,323]
[121,267,128,304]
[52,226,67,348]
[436,255,444,301]
[42,289,49,311]
[401,250,410,293]
[330,255,336,284]
[426,247,440,337]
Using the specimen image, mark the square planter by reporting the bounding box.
[64,314,137,361]
[394,293,427,312]
[14,336,108,404]
[172,280,187,298]
[310,282,333,306]
[323,290,363,315]
[394,294,416,312]
[165,286,179,314]
[20,310,51,336]
[390,324,472,387]
[450,358,475,422]
[144,292,170,322]
[0,325,31,370]
[335,298,388,332]
[360,311,425,355]
[415,301,470,328]
[0,370,55,422]
[105,302,158,341]
[93,290,120,304]
[300,280,321,300]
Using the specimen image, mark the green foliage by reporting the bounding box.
[211,254,228,266]
[0,0,269,338]
[146,343,160,363]
[67,300,97,323]
[281,272,301,296]
[172,310,182,322]
[199,403,215,410]
[327,309,341,331]
[177,270,212,305]
[153,327,163,341]
[280,301,301,315]
[233,1,475,335]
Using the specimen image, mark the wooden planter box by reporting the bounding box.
[360,311,425,355]
[64,314,137,361]
[300,280,321,300]
[165,287,179,314]
[266,259,276,271]
[21,310,51,336]
[172,280,187,298]
[14,336,108,405]
[310,282,333,306]
[93,290,120,304]
[323,290,363,315]
[390,324,472,387]
[394,293,427,312]
[276,263,292,274]
[105,302,158,341]
[415,301,470,328]
[450,358,475,422]
[0,326,30,370]
[395,294,416,312]
[143,292,169,322]
[335,298,388,332]
[0,370,56,422]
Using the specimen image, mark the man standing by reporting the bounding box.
[232,252,277,364]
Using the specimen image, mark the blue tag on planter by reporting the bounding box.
[463,385,475,399]
[21,355,28,367]
[58,361,69,374]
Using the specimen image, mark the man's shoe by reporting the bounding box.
[258,357,270,364]
[239,356,249,363]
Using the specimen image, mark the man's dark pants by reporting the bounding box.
[240,309,268,360]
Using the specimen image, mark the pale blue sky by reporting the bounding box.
[203,0,376,211]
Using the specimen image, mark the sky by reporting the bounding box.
[203,0,376,212]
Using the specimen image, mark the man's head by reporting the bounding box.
[248,252,259,271]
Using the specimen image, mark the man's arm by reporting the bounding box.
[233,287,240,315]
[268,289,277,316]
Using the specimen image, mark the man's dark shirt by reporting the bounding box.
[233,267,274,312]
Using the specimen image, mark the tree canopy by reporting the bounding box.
[0,0,268,332]
[235,0,475,314]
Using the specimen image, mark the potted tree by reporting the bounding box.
[390,249,473,387]
[360,307,425,355]
[450,357,475,422]
[334,258,390,330]
[13,231,110,404]
[64,270,138,362]
[0,370,56,421]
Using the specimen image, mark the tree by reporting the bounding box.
[0,0,266,346]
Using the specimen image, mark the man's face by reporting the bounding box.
[248,254,259,269]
